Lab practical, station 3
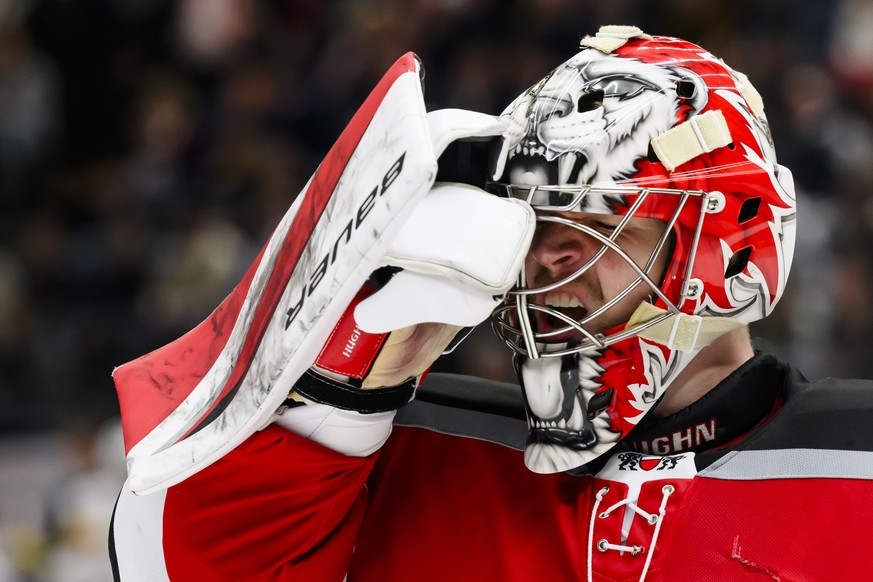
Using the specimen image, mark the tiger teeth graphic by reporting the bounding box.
[558,152,578,185]
[511,141,546,158]
[528,396,586,432]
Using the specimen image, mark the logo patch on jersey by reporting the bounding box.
[600,450,697,483]
[616,452,687,472]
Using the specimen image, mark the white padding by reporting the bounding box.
[113,483,170,581]
[354,269,503,333]
[273,404,396,456]
[427,109,509,159]
[380,182,535,293]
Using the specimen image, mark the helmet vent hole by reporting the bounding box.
[578,90,604,113]
[676,80,697,99]
[725,246,752,279]
[738,197,761,223]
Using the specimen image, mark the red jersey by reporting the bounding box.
[110,354,873,581]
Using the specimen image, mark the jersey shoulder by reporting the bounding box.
[750,370,873,452]
[699,369,873,481]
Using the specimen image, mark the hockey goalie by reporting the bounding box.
[110,27,873,582]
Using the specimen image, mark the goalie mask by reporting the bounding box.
[489,26,797,473]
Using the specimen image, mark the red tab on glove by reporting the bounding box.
[314,286,389,380]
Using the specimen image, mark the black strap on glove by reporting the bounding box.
[290,369,417,414]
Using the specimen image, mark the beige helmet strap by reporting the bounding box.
[579,25,652,54]
[649,110,733,172]
[733,70,765,118]
[626,302,746,351]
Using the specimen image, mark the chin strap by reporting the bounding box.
[626,303,746,351]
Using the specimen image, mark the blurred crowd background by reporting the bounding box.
[2,0,873,579]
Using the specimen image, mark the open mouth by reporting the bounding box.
[504,139,589,193]
[536,312,585,343]
[533,292,590,343]
[505,141,557,184]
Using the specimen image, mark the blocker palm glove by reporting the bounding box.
[275,180,534,455]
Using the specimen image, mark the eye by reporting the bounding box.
[592,220,619,234]
[577,90,604,112]
[596,76,661,100]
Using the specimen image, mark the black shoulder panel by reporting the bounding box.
[744,369,873,452]
[415,373,527,420]
[393,373,529,450]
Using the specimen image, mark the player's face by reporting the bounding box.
[524,212,670,341]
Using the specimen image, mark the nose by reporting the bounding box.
[527,221,592,278]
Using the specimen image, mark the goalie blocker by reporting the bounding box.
[290,180,536,415]
[113,50,533,494]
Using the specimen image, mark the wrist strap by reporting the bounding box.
[290,369,417,414]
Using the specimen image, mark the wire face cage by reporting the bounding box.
[490,183,713,359]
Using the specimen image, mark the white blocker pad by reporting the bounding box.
[355,182,535,333]
[427,108,510,157]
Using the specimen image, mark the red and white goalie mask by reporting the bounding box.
[489,26,797,473]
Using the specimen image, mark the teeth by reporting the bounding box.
[568,399,586,431]
[544,292,583,309]
[531,418,571,432]
[559,152,577,185]
[492,143,509,180]
[508,141,547,160]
